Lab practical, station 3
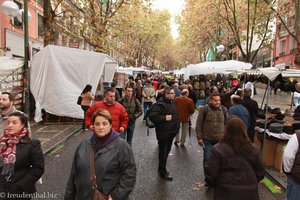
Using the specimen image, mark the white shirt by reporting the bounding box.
[283,133,299,172]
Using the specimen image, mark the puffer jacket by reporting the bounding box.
[85,101,128,132]
[65,133,136,200]
[205,142,265,200]
[149,98,180,141]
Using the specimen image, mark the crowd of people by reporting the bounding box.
[0,72,300,199]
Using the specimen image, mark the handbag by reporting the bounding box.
[77,96,82,105]
[89,145,109,200]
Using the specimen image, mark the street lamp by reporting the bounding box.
[1,0,31,117]
[216,44,225,61]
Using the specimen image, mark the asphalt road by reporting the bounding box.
[36,113,286,200]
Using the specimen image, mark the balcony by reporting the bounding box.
[279,52,286,57]
[290,48,298,54]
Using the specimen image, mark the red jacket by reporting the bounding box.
[85,101,128,132]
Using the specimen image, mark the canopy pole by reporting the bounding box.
[261,85,268,109]
[262,78,270,159]
[291,92,294,109]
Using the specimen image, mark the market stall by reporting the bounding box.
[30,45,118,122]
[253,67,300,172]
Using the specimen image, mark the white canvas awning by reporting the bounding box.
[0,56,24,74]
[184,60,252,80]
[30,45,118,122]
[247,67,300,81]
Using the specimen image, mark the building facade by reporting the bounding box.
[0,0,44,58]
[273,0,299,69]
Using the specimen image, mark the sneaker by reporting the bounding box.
[180,143,185,147]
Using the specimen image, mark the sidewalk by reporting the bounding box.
[30,122,81,154]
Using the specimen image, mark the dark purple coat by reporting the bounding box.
[205,142,265,200]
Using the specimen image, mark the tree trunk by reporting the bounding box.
[43,0,55,46]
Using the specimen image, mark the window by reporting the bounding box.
[13,0,22,28]
[290,37,297,53]
[279,40,286,56]
[38,14,44,36]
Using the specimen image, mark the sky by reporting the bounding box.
[152,0,185,39]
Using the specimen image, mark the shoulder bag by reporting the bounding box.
[89,145,109,200]
[77,96,82,105]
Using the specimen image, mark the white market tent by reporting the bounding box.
[183,60,253,80]
[30,45,118,122]
[0,56,24,74]
[117,66,151,76]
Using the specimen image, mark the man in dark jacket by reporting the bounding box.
[241,88,258,142]
[119,86,143,147]
[149,87,180,181]
[228,94,250,131]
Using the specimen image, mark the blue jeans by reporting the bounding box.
[143,102,153,120]
[121,123,136,147]
[203,139,218,169]
[287,176,300,200]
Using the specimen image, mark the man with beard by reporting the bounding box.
[0,92,17,136]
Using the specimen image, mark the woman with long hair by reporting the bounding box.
[0,112,44,199]
[80,84,95,130]
[205,116,265,200]
[65,109,136,200]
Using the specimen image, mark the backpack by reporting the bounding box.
[203,105,227,123]
[146,103,168,128]
[146,106,155,129]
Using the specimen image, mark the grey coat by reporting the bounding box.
[64,135,136,200]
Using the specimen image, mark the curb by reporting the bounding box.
[43,127,82,155]
[266,168,287,191]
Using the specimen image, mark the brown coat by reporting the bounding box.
[175,96,195,122]
[205,142,265,200]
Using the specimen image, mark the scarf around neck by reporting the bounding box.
[92,129,119,152]
[0,127,29,176]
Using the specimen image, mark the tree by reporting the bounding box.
[179,0,274,63]
[43,0,128,51]
[111,0,174,68]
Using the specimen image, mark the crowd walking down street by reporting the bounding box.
[0,76,295,200]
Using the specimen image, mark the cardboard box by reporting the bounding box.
[262,138,277,167]
[254,131,263,151]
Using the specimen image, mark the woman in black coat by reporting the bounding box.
[65,109,136,200]
[0,112,44,200]
[205,116,265,200]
